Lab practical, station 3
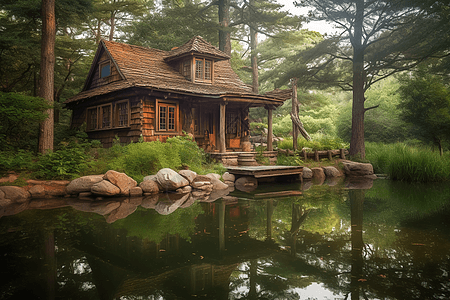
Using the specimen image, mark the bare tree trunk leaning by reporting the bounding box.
[38,0,56,154]
[292,78,299,151]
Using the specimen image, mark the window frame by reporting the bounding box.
[114,100,130,128]
[86,103,113,131]
[194,58,213,83]
[156,99,179,134]
[99,60,111,78]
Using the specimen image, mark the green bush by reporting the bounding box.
[32,144,89,180]
[0,150,34,175]
[166,135,205,173]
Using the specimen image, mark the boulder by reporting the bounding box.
[192,175,212,184]
[0,198,12,207]
[28,185,46,198]
[235,176,258,193]
[207,173,221,180]
[156,168,189,191]
[311,167,326,180]
[129,187,143,197]
[104,170,137,195]
[176,185,192,194]
[139,180,160,194]
[222,172,235,182]
[302,167,313,179]
[0,186,30,203]
[143,175,158,182]
[311,167,325,185]
[178,170,197,183]
[91,180,121,196]
[66,175,104,194]
[179,195,196,208]
[322,166,342,177]
[205,174,229,190]
[342,161,376,178]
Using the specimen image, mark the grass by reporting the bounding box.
[366,142,450,182]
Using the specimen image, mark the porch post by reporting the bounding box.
[219,102,227,153]
[267,107,273,151]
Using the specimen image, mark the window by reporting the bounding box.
[182,60,191,79]
[100,62,111,78]
[115,101,129,127]
[100,104,112,129]
[194,58,213,82]
[87,108,98,131]
[226,111,239,135]
[157,101,178,132]
[86,104,112,131]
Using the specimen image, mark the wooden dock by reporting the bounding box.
[226,165,303,178]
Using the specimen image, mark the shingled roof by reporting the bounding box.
[66,37,284,105]
[164,36,230,61]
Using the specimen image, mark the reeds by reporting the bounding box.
[366,143,450,182]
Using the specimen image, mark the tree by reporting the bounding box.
[290,0,450,159]
[38,0,56,154]
[398,69,450,155]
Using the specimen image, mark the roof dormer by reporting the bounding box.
[165,36,230,84]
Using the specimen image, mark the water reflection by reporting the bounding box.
[1,180,450,299]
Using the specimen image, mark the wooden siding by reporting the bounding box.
[88,50,122,90]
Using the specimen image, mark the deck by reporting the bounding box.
[226,165,303,178]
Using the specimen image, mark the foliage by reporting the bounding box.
[366,142,450,182]
[105,135,206,182]
[277,133,348,151]
[0,150,34,176]
[0,92,52,150]
[336,77,412,144]
[32,142,90,180]
[398,69,450,153]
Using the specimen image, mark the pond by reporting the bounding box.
[1,179,450,300]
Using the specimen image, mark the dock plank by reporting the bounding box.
[227,165,303,178]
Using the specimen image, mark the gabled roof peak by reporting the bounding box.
[164,36,230,62]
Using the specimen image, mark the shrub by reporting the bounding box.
[32,144,89,180]
[278,134,348,151]
[0,150,34,175]
[166,135,205,173]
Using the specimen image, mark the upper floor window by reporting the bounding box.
[100,61,111,78]
[182,60,191,80]
[195,58,212,82]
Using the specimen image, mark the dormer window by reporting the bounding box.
[182,60,191,80]
[195,58,212,82]
[100,61,111,78]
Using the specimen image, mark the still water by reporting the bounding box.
[1,179,449,300]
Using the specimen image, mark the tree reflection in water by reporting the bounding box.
[0,180,450,299]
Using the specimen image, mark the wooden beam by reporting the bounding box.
[267,107,273,151]
[292,78,299,151]
[219,102,226,153]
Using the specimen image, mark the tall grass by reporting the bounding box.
[366,143,450,182]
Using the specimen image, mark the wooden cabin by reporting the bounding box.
[65,36,286,162]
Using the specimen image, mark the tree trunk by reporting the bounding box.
[349,0,366,159]
[38,0,55,154]
[218,0,231,55]
[109,11,115,41]
[250,26,258,93]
